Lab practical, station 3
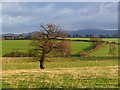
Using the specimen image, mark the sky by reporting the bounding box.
[1,2,118,34]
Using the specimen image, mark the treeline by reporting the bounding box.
[67,33,119,38]
[3,32,119,40]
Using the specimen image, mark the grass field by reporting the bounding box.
[2,57,118,88]
[71,42,92,56]
[68,38,119,43]
[89,44,119,57]
[2,40,30,56]
[2,40,92,56]
[102,38,118,43]
[2,39,119,57]
[1,38,119,88]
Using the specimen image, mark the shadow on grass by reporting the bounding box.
[70,55,119,60]
[83,46,94,51]
[89,56,118,60]
[71,45,94,57]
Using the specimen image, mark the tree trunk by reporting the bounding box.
[39,54,45,69]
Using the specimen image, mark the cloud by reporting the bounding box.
[2,2,118,33]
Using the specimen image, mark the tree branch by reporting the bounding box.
[41,25,49,34]
[45,46,53,54]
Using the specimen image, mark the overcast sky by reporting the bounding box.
[2,2,118,33]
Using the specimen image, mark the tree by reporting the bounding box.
[51,40,71,57]
[99,34,105,38]
[67,34,71,37]
[109,42,116,56]
[30,24,71,69]
[90,36,102,48]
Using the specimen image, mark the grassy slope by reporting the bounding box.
[2,57,118,88]
[71,42,92,56]
[89,44,119,57]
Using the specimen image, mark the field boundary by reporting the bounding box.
[58,38,120,44]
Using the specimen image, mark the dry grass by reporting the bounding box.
[2,66,118,88]
[2,66,118,76]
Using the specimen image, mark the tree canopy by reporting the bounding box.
[30,24,71,69]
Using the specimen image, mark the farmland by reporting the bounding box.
[2,40,92,56]
[68,38,119,43]
[89,44,119,57]
[2,40,30,56]
[2,38,119,57]
[1,38,119,88]
[1,1,120,88]
[2,57,118,88]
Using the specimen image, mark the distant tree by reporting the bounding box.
[73,34,75,37]
[106,34,109,38]
[75,34,79,37]
[67,34,71,37]
[99,34,105,38]
[89,34,93,38]
[112,33,118,38]
[85,34,89,38]
[90,36,102,48]
[30,24,71,69]
[109,42,116,56]
[85,34,93,38]
[79,34,81,38]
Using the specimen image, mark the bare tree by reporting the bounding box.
[90,36,102,48]
[30,24,71,69]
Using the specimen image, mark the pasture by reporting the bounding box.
[2,57,118,88]
[2,40,92,56]
[68,38,119,43]
[89,44,119,57]
[2,40,30,56]
[1,38,119,88]
[2,38,119,57]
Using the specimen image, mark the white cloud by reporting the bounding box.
[2,2,118,33]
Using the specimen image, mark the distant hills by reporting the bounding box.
[1,29,119,38]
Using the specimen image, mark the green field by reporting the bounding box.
[2,40,30,56]
[2,40,92,56]
[102,38,118,43]
[2,39,119,57]
[2,38,119,88]
[68,38,119,43]
[89,44,119,57]
[71,42,92,56]
[2,57,118,88]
